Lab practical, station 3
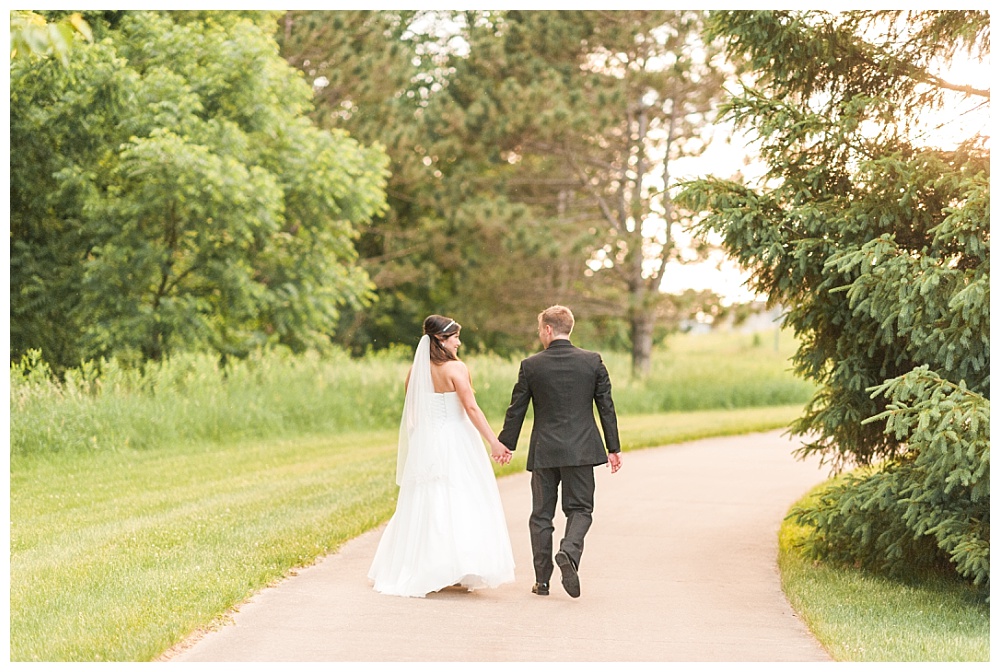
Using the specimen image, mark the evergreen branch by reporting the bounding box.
[564,153,623,233]
[360,242,431,266]
[523,141,621,172]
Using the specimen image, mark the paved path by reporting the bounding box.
[166,430,832,662]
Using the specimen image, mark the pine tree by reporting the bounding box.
[455,10,729,374]
[679,10,989,587]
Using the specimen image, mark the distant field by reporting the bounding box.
[10,329,812,457]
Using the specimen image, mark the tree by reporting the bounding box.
[10,11,388,368]
[9,10,92,64]
[449,10,729,375]
[279,11,730,360]
[278,10,433,350]
[679,10,989,587]
[279,10,585,354]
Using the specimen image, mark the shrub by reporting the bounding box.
[790,368,989,589]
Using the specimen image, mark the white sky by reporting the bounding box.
[658,139,764,305]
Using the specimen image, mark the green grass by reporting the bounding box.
[10,329,816,660]
[10,430,400,662]
[610,405,808,449]
[10,405,803,661]
[778,485,990,662]
[602,328,813,414]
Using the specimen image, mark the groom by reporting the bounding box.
[498,305,622,598]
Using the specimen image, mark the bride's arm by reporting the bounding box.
[446,361,511,463]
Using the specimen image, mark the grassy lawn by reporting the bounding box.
[11,429,400,662]
[779,486,990,662]
[14,330,985,662]
[11,405,802,661]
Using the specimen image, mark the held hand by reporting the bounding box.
[493,448,512,465]
[491,440,513,465]
[607,452,622,474]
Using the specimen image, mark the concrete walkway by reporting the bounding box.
[166,430,832,662]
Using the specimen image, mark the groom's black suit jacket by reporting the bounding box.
[498,339,621,471]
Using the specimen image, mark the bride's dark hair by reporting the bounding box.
[424,315,461,364]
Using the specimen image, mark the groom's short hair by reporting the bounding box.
[539,305,574,336]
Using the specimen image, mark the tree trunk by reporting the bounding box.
[630,307,655,378]
[626,103,655,379]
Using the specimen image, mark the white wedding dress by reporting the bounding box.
[368,338,515,597]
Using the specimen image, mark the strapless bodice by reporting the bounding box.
[429,391,464,424]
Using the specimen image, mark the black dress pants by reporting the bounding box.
[529,464,596,583]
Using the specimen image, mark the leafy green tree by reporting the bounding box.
[444,10,729,374]
[279,10,420,348]
[9,10,92,64]
[10,11,388,368]
[279,11,730,358]
[679,10,989,587]
[278,10,575,353]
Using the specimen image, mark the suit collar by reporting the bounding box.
[545,339,573,350]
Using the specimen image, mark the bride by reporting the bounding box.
[368,315,516,597]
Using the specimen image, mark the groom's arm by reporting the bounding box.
[594,356,621,454]
[498,362,531,451]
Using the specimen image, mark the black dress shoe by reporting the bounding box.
[555,551,580,598]
[531,582,549,596]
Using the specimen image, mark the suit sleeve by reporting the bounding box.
[594,357,621,454]
[498,362,531,451]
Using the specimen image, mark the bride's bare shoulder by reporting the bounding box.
[439,359,469,374]
[436,359,470,381]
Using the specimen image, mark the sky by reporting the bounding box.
[656,126,764,305]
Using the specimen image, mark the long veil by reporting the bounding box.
[396,334,433,486]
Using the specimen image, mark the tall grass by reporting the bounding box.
[9,347,408,456]
[10,329,812,457]
[603,328,811,413]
